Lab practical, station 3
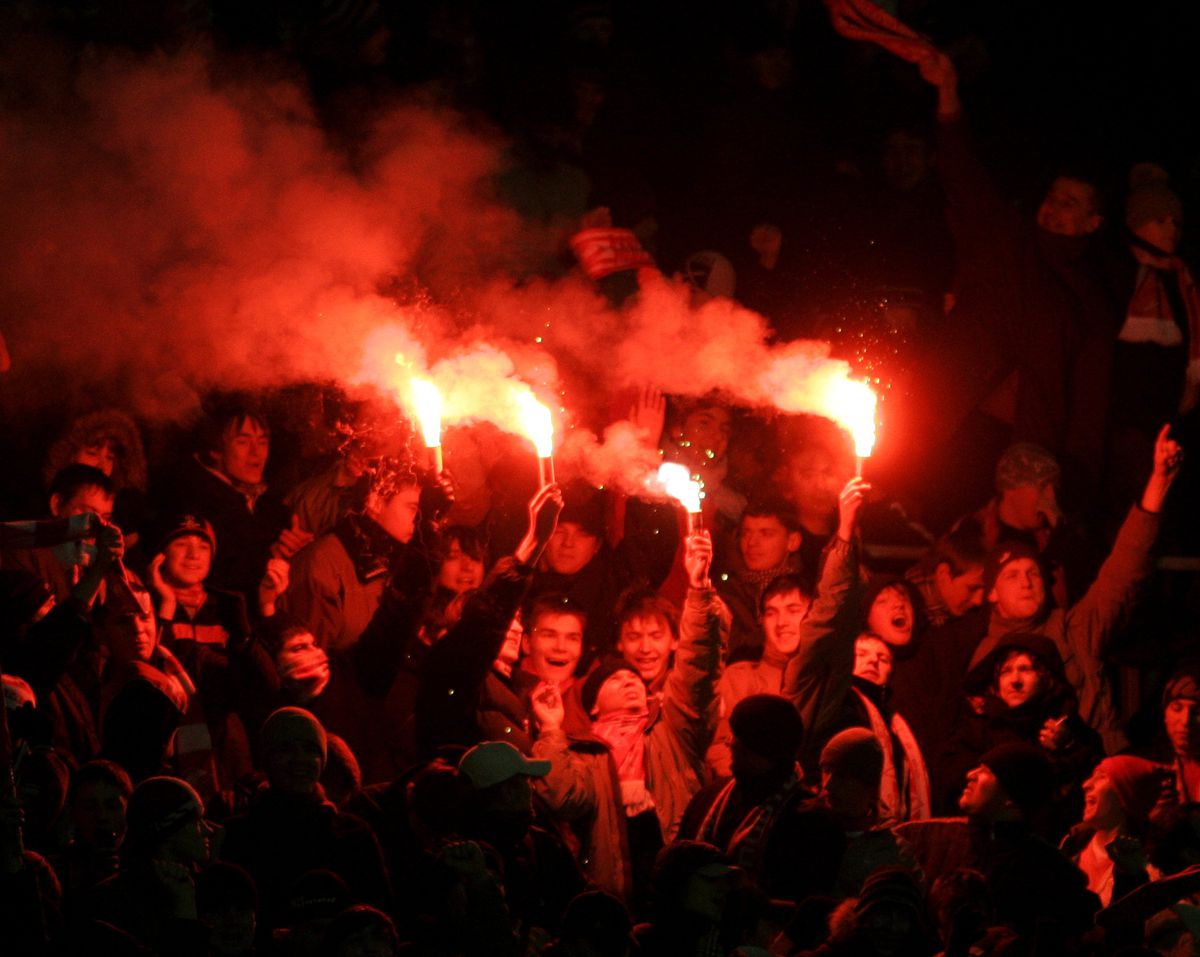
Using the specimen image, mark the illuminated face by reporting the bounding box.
[438,538,485,594]
[989,558,1045,620]
[50,485,115,568]
[544,522,601,576]
[678,406,732,463]
[592,668,648,716]
[1000,483,1053,530]
[617,614,677,686]
[371,484,421,543]
[1135,215,1182,255]
[1081,770,1126,830]
[762,588,811,657]
[1165,698,1200,757]
[494,616,524,678]
[867,585,914,647]
[853,635,894,687]
[782,447,842,515]
[214,417,269,486]
[275,631,331,698]
[74,440,117,477]
[935,563,986,616]
[995,651,1044,708]
[164,534,212,588]
[738,515,800,572]
[1036,177,1102,237]
[960,764,1005,817]
[522,612,584,686]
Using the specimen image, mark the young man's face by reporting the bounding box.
[494,616,523,677]
[1081,770,1125,830]
[1166,698,1200,757]
[999,482,1055,530]
[164,534,212,588]
[105,607,158,664]
[50,485,115,568]
[959,764,1006,818]
[544,522,601,576]
[1036,176,1102,237]
[162,795,213,866]
[761,588,811,657]
[882,129,931,192]
[738,515,800,572]
[592,668,648,717]
[70,780,127,850]
[867,585,914,647]
[677,406,732,463]
[213,417,269,486]
[853,635,894,687]
[263,735,324,796]
[781,447,842,515]
[74,440,117,477]
[617,613,677,686]
[371,484,421,543]
[275,631,331,699]
[521,611,584,686]
[934,562,986,616]
[989,558,1045,620]
[995,651,1044,708]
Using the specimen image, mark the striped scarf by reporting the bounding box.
[697,768,805,875]
[850,686,931,824]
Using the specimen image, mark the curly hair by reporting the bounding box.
[44,409,147,493]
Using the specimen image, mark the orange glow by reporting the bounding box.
[410,377,443,448]
[514,388,554,458]
[829,377,877,459]
[656,462,703,514]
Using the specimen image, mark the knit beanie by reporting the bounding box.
[159,514,217,557]
[1094,756,1169,826]
[581,657,639,715]
[820,728,884,788]
[1163,662,1200,708]
[983,541,1043,596]
[854,866,925,918]
[995,443,1060,492]
[126,776,203,851]
[1126,164,1183,231]
[729,694,804,761]
[260,707,328,766]
[980,742,1054,816]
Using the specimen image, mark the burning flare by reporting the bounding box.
[829,377,877,460]
[514,389,554,458]
[656,462,703,514]
[410,377,443,448]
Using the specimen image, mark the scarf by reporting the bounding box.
[197,455,268,512]
[333,512,401,583]
[173,583,207,617]
[591,710,654,816]
[1121,244,1200,409]
[697,767,804,876]
[850,686,931,824]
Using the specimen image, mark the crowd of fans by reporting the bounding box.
[6,1,1200,956]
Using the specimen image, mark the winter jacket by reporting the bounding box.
[416,557,537,758]
[283,516,390,652]
[967,504,1160,752]
[531,584,727,897]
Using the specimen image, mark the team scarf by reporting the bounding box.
[590,709,655,816]
[697,767,805,875]
[850,686,931,824]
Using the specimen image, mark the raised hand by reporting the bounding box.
[258,557,290,617]
[837,476,871,542]
[273,515,315,561]
[530,681,565,732]
[1142,423,1184,513]
[629,386,667,447]
[515,483,564,566]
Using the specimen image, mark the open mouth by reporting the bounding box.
[890,614,908,630]
[546,657,573,670]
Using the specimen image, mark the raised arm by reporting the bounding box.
[662,531,729,761]
[784,478,867,743]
